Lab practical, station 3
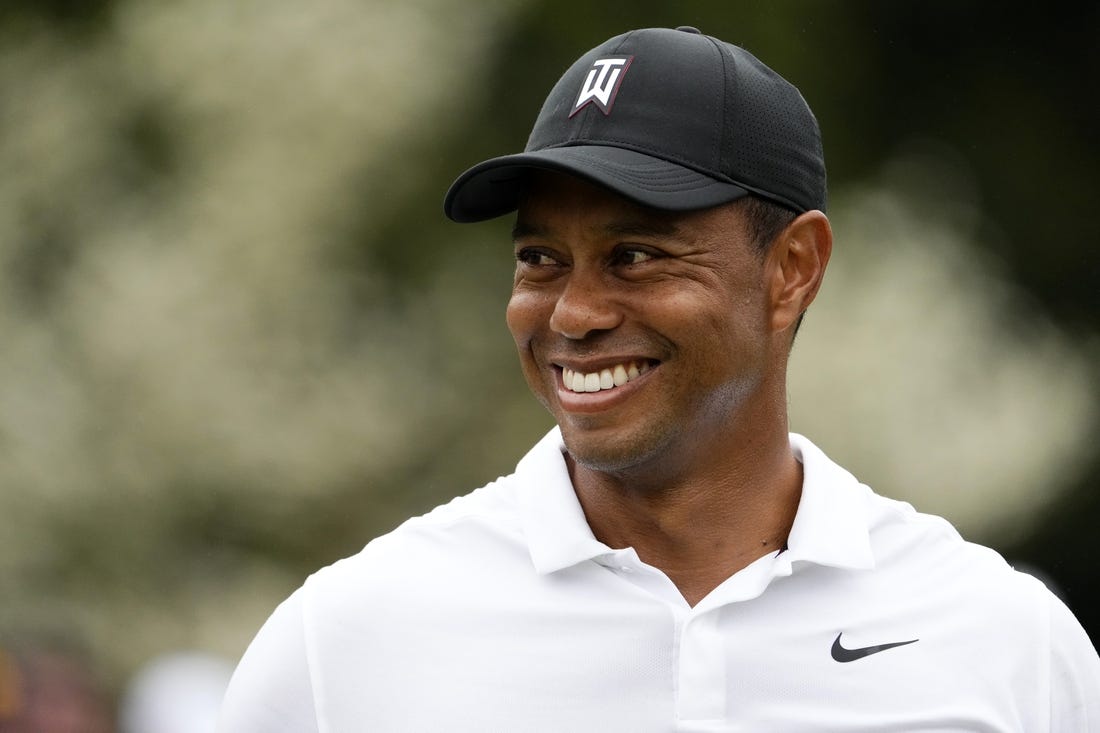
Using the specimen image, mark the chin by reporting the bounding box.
[559,421,673,477]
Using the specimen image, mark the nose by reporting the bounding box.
[548,269,622,340]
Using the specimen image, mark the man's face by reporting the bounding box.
[507,172,784,476]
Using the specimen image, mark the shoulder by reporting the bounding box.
[219,472,535,732]
[865,490,1030,590]
[304,428,569,605]
[218,589,319,732]
[299,474,531,615]
[794,430,1042,604]
[857,476,1100,696]
[861,485,1052,616]
[793,433,1075,645]
[805,447,1100,721]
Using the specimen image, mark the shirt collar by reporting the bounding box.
[784,433,876,571]
[517,428,876,575]
[517,427,613,575]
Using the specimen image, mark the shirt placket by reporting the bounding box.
[676,608,727,725]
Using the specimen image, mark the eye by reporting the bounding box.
[611,247,657,266]
[515,247,562,268]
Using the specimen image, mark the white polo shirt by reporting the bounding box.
[220,429,1100,732]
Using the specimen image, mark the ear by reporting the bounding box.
[766,210,832,334]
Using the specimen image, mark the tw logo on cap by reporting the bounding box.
[570,56,633,117]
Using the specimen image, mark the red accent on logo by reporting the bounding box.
[569,55,634,117]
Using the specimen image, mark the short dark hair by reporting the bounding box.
[737,196,807,337]
[740,196,798,254]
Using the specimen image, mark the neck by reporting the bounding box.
[567,413,802,607]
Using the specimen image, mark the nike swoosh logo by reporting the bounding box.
[831,632,918,662]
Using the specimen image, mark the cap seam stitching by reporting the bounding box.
[705,33,728,173]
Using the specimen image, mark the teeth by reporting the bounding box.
[599,369,614,389]
[571,370,585,392]
[562,362,651,394]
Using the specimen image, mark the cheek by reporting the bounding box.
[506,291,556,409]
[505,288,546,348]
[669,287,768,362]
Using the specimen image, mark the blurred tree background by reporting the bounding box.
[0,0,1096,707]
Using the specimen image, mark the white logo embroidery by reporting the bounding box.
[570,56,633,117]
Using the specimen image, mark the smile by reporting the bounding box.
[560,361,653,393]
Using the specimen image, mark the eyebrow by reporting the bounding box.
[511,221,544,242]
[512,217,680,242]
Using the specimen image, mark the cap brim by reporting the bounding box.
[443,145,750,223]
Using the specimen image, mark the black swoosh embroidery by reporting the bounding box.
[831,632,918,662]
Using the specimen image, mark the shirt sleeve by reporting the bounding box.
[218,588,320,733]
[1048,591,1100,732]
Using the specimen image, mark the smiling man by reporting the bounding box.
[504,170,826,608]
[220,27,1100,732]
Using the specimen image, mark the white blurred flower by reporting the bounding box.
[790,153,1096,543]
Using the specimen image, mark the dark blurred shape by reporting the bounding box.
[0,0,112,35]
[0,637,113,733]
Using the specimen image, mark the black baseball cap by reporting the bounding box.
[444,26,826,223]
